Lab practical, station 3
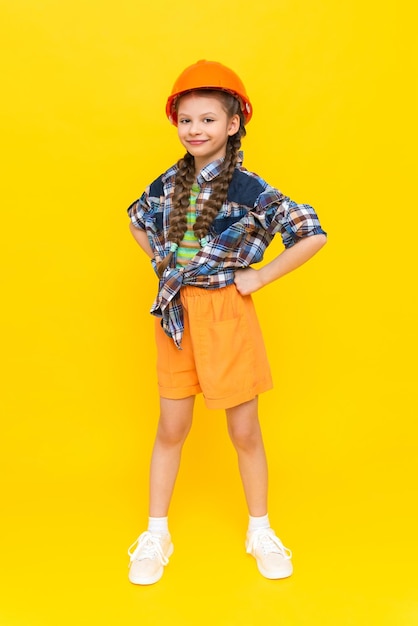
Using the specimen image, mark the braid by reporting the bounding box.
[156,152,195,278]
[194,124,245,242]
[157,91,247,277]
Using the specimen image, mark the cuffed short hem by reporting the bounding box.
[158,379,273,410]
[158,383,202,400]
[204,379,274,410]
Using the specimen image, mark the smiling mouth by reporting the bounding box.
[188,140,207,145]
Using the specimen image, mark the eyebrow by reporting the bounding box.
[177,111,219,117]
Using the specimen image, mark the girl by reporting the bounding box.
[126,60,327,585]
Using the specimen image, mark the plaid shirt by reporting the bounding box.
[127,154,326,348]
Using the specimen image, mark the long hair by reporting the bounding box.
[156,90,246,278]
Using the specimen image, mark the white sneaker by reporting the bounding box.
[246,528,293,579]
[128,531,174,585]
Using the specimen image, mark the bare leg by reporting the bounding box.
[226,397,268,517]
[149,396,195,517]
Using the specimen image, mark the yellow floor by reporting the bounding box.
[2,428,417,626]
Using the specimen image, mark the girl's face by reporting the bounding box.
[176,92,240,171]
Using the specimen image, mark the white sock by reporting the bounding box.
[148,516,169,536]
[248,514,270,533]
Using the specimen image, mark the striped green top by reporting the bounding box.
[176,183,201,268]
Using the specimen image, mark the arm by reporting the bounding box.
[129,222,153,259]
[234,233,327,296]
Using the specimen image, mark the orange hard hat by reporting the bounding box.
[166,60,253,126]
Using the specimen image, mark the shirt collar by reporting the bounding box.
[196,151,244,185]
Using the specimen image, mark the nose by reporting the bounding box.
[189,120,202,135]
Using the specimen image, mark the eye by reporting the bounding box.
[203,118,215,123]
[178,118,190,124]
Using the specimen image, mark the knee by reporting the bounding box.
[156,420,190,447]
[228,423,261,452]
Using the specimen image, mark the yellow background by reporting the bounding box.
[1,1,417,625]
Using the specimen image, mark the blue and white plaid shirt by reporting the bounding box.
[128,154,326,348]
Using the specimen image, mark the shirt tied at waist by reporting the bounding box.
[150,265,235,349]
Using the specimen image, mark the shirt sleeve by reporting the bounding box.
[126,190,149,231]
[256,188,327,249]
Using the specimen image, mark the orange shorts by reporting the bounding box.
[155,284,273,410]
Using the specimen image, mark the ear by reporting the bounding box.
[227,114,241,136]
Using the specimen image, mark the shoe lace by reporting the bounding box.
[246,528,292,559]
[128,531,169,566]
